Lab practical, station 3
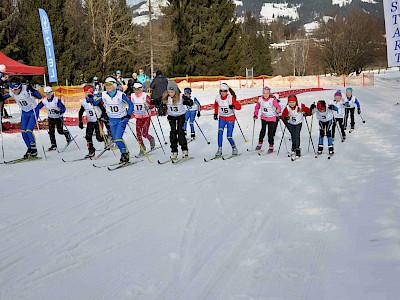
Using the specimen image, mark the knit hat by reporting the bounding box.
[220,83,229,91]
[83,85,94,95]
[184,87,192,95]
[263,86,271,92]
[334,90,342,97]
[346,87,353,93]
[133,82,142,89]
[287,94,297,103]
[317,100,326,111]
[167,80,180,92]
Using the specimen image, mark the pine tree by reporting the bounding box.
[0,0,18,55]
[165,0,242,76]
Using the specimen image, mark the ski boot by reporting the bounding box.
[255,142,263,151]
[328,145,334,155]
[170,152,178,160]
[232,145,238,156]
[215,147,222,157]
[295,148,301,157]
[30,148,38,157]
[268,144,274,153]
[120,152,130,163]
[65,132,72,143]
[85,147,96,159]
[317,144,323,155]
[191,132,195,140]
[149,136,156,150]
[23,148,31,159]
[182,150,188,158]
[48,144,57,151]
[137,145,146,157]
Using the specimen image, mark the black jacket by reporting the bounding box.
[150,74,168,105]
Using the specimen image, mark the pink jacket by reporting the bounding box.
[254,96,281,122]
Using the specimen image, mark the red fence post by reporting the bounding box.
[317,75,320,88]
[343,75,346,88]
[362,73,365,87]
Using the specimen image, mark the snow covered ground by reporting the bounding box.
[1,70,400,299]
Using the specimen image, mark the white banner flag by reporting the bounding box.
[383,0,400,67]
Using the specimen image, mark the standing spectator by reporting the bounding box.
[125,73,139,98]
[150,70,168,116]
[142,77,151,95]
[115,70,126,86]
[93,76,103,97]
[137,69,147,84]
[0,64,10,121]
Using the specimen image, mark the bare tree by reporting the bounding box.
[314,9,385,75]
[84,0,137,78]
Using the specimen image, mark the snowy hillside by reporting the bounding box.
[1,70,400,299]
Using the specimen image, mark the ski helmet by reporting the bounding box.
[184,87,192,95]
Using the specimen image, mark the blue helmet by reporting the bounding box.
[9,81,22,90]
[184,87,192,95]
[116,70,121,74]
[93,76,98,81]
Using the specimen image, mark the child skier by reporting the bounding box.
[131,82,155,156]
[78,85,109,158]
[213,83,242,157]
[182,87,201,140]
[162,80,193,159]
[330,90,346,141]
[94,76,134,163]
[253,86,281,153]
[310,100,337,155]
[2,77,42,158]
[281,94,310,158]
[344,87,361,132]
[36,86,72,151]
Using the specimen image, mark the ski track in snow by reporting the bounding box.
[1,72,400,299]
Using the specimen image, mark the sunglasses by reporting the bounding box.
[134,87,142,91]
[220,90,228,92]
[104,82,114,86]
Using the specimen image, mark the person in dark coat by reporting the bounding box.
[150,70,168,116]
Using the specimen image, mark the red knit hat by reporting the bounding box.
[317,100,326,111]
[83,85,94,95]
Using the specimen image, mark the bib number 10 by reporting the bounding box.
[110,106,119,113]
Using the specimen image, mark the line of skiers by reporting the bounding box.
[1,75,362,163]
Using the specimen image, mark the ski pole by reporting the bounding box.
[194,119,210,144]
[308,111,314,152]
[146,107,166,154]
[251,118,255,149]
[233,112,248,143]
[0,113,4,162]
[32,107,47,161]
[92,108,117,158]
[59,117,80,150]
[359,113,366,123]
[126,122,151,163]
[304,117,317,156]
[155,107,167,145]
[277,120,287,156]
[278,119,289,156]
[332,115,344,142]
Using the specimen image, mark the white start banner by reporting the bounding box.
[383,0,400,67]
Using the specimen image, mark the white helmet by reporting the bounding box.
[133,82,142,89]
[44,86,53,93]
[0,64,6,72]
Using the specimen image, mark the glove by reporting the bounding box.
[228,104,235,109]
[302,111,307,117]
[122,114,131,123]
[27,84,35,93]
[197,111,201,118]
[285,115,290,121]
[253,115,258,120]
[182,95,191,106]
[78,121,84,129]
[213,114,218,120]
[357,108,361,114]
[345,102,350,108]
[310,103,316,111]
[328,104,335,110]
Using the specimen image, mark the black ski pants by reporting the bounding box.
[168,114,188,152]
[286,122,302,151]
[344,107,355,129]
[259,119,278,145]
[332,117,346,139]
[48,117,68,146]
